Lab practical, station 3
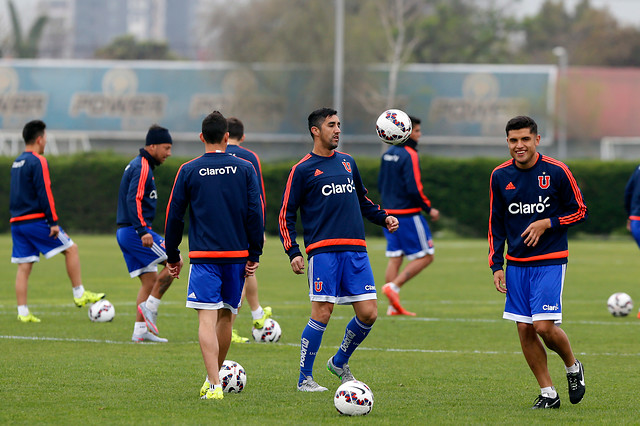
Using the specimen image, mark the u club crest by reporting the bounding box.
[538,175,550,189]
[342,160,351,173]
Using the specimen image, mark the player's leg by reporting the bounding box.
[131,271,163,341]
[517,322,560,409]
[216,308,234,367]
[228,283,249,343]
[298,300,332,391]
[139,263,175,335]
[15,262,40,322]
[244,274,272,329]
[12,224,41,321]
[198,308,224,400]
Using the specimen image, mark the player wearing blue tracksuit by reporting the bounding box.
[226,144,266,225]
[10,120,104,322]
[164,111,263,400]
[279,108,398,392]
[624,164,640,249]
[116,125,174,342]
[489,115,587,409]
[377,115,440,316]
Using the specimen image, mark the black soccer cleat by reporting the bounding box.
[567,359,586,404]
[531,394,560,409]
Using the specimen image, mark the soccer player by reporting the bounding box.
[624,164,640,319]
[488,115,588,409]
[116,125,175,342]
[10,120,105,322]
[225,117,273,343]
[378,115,440,316]
[279,107,399,392]
[165,111,263,401]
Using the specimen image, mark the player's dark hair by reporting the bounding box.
[505,115,537,136]
[22,120,46,145]
[308,107,337,137]
[409,115,421,126]
[202,111,228,144]
[227,117,244,140]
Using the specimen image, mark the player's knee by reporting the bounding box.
[63,243,78,257]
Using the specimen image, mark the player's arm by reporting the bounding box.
[550,166,588,229]
[164,165,188,277]
[404,149,433,215]
[624,167,639,218]
[278,167,304,272]
[126,161,150,240]
[32,155,59,227]
[246,167,264,263]
[488,170,507,274]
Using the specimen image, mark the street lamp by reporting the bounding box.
[552,46,568,159]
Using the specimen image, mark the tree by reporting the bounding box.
[6,0,48,58]
[94,35,177,60]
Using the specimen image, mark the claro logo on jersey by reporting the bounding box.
[508,196,550,214]
[322,178,355,196]
[199,166,237,176]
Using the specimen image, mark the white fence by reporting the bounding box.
[0,131,91,156]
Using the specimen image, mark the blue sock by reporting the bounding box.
[299,318,326,384]
[332,316,372,368]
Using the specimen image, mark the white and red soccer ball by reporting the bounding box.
[252,318,282,343]
[607,292,633,317]
[376,109,412,145]
[88,299,115,322]
[219,360,246,393]
[334,380,374,416]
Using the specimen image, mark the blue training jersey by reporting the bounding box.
[116,149,160,237]
[378,138,432,215]
[624,164,640,219]
[279,150,388,260]
[488,154,588,272]
[10,151,58,226]
[164,151,264,264]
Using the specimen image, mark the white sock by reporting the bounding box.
[146,295,161,313]
[211,384,222,390]
[17,305,29,316]
[566,361,580,374]
[72,285,85,299]
[387,282,400,293]
[133,322,147,335]
[251,307,264,320]
[541,386,557,398]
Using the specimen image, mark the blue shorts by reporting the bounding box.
[11,220,74,263]
[116,226,167,278]
[186,263,246,313]
[383,214,434,259]
[307,251,377,305]
[630,219,640,249]
[504,264,566,324]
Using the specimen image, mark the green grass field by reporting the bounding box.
[1,234,639,424]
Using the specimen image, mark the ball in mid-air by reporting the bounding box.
[376,109,412,145]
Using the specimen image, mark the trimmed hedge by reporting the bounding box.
[0,152,636,238]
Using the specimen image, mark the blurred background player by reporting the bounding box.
[624,163,640,318]
[378,115,440,316]
[489,115,587,409]
[226,117,272,343]
[165,111,263,400]
[10,120,105,322]
[116,125,175,342]
[279,107,398,392]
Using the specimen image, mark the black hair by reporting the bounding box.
[307,107,337,137]
[202,111,228,144]
[227,117,244,140]
[505,116,537,136]
[22,120,46,144]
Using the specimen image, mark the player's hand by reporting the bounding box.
[493,269,506,294]
[140,233,153,248]
[385,215,399,233]
[245,260,259,277]
[168,258,183,279]
[49,225,60,238]
[627,219,631,232]
[291,256,305,274]
[429,208,440,222]
[521,218,551,247]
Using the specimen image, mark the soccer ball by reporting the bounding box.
[88,299,115,322]
[607,292,633,317]
[376,109,412,145]
[334,380,374,416]
[252,318,282,343]
[218,360,246,393]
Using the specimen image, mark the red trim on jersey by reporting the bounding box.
[405,146,431,208]
[279,154,311,251]
[305,238,367,253]
[487,160,513,267]
[385,207,421,215]
[136,157,149,228]
[630,216,640,221]
[165,157,200,233]
[10,212,46,223]
[189,250,249,258]
[33,152,58,222]
[541,157,587,226]
[506,250,568,262]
